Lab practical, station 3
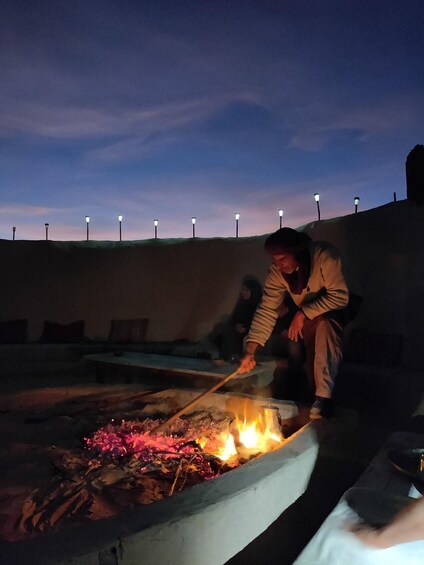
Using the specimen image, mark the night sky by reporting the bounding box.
[1,0,423,240]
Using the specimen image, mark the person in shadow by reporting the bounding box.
[209,277,263,362]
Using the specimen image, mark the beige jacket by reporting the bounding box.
[247,241,349,346]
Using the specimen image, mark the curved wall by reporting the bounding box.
[1,200,423,367]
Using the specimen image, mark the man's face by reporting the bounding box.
[271,252,299,274]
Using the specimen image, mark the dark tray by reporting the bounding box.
[387,447,424,491]
[344,487,412,529]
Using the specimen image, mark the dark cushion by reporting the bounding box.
[109,319,149,344]
[344,328,404,367]
[0,319,28,344]
[41,320,85,343]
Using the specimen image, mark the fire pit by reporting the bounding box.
[0,385,318,565]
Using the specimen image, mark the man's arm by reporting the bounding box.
[239,266,287,374]
[246,265,288,346]
[301,245,349,320]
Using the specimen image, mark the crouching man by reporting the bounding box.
[239,227,358,419]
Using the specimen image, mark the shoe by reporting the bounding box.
[309,396,333,420]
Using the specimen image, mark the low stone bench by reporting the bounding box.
[0,343,85,377]
[0,341,210,378]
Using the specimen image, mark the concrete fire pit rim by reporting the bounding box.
[0,422,317,564]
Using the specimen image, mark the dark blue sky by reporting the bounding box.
[1,0,423,240]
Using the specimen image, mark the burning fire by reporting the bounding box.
[85,405,284,465]
[206,408,284,462]
[218,433,238,460]
[8,396,288,542]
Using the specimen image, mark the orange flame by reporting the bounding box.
[218,433,238,461]
[210,412,283,462]
[237,415,283,453]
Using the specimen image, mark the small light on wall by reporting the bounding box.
[118,215,123,241]
[192,217,196,238]
[354,196,360,214]
[278,208,283,229]
[85,216,90,241]
[314,193,321,221]
[154,219,158,239]
[235,212,240,238]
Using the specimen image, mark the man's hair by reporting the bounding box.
[264,227,311,255]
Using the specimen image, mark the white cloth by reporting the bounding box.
[294,500,424,565]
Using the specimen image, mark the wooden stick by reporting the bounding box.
[150,368,241,435]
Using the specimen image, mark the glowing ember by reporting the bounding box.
[85,410,284,465]
[7,400,286,541]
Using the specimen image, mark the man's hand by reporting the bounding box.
[239,341,258,374]
[288,310,306,342]
[239,354,256,374]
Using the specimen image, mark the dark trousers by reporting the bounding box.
[273,310,345,401]
[292,311,345,399]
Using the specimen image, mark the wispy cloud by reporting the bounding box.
[0,203,65,217]
[85,95,247,161]
[286,92,424,151]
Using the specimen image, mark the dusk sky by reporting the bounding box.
[1,0,423,241]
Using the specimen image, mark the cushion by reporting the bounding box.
[109,319,149,344]
[41,320,85,343]
[0,319,28,344]
[343,328,404,367]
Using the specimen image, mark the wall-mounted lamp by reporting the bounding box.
[278,208,284,229]
[314,193,321,221]
[118,215,123,241]
[354,196,360,214]
[85,216,90,241]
